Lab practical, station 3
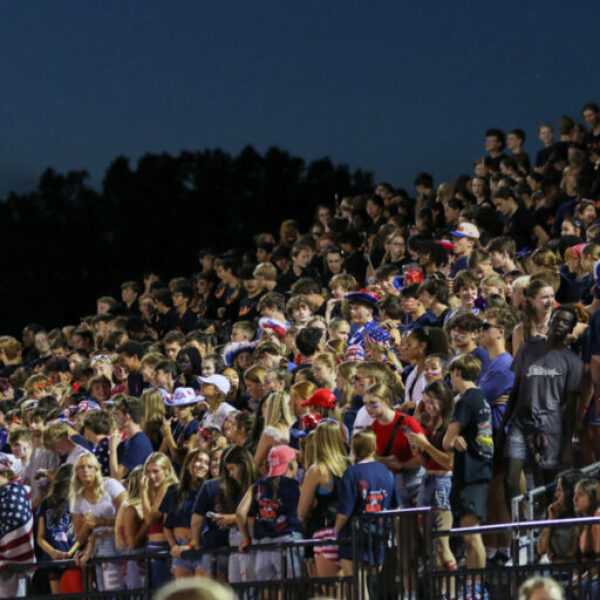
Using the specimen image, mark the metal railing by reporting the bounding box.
[429,515,600,600]
[510,459,600,562]
[2,509,597,600]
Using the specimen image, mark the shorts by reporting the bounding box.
[450,481,489,523]
[505,420,560,469]
[417,473,452,511]
[172,537,204,571]
[254,532,304,580]
[585,396,600,426]
[313,527,339,564]
[394,466,425,508]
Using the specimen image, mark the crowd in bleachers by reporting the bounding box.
[1,102,600,598]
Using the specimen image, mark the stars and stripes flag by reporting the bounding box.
[0,481,35,572]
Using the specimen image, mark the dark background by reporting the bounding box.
[1,2,599,332]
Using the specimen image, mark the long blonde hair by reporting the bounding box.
[313,420,350,478]
[336,361,358,408]
[143,452,178,503]
[142,388,166,424]
[70,452,105,505]
[264,391,295,429]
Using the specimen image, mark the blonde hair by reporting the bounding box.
[43,422,70,447]
[70,452,105,504]
[351,429,376,463]
[140,352,165,368]
[337,361,358,408]
[264,391,295,429]
[313,352,337,371]
[154,576,236,600]
[290,380,316,406]
[143,452,178,503]
[313,420,350,478]
[142,388,166,424]
[24,373,50,395]
[244,365,266,384]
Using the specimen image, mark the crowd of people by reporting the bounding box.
[1,102,600,599]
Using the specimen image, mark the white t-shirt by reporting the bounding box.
[71,478,126,534]
[353,407,375,432]
[404,366,427,408]
[201,402,236,431]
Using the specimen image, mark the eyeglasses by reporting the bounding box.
[480,322,501,331]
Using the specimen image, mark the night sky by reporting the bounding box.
[2,1,600,196]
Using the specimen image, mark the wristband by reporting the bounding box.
[186,542,194,549]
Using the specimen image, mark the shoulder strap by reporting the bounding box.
[383,414,405,457]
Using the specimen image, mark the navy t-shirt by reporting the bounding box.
[93,436,111,477]
[171,418,199,447]
[477,353,514,433]
[36,499,75,556]
[249,476,301,539]
[192,478,229,549]
[160,483,198,529]
[337,461,397,541]
[116,431,153,471]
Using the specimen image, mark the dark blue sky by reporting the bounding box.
[2,1,599,196]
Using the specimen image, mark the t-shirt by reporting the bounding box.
[37,498,75,555]
[65,443,88,466]
[171,418,200,447]
[511,339,584,432]
[586,305,600,361]
[470,346,490,368]
[450,255,469,278]
[70,478,125,534]
[116,431,153,472]
[192,478,229,549]
[93,436,111,477]
[372,412,423,471]
[201,402,236,431]
[404,366,427,409]
[477,352,514,405]
[248,475,301,539]
[160,482,197,529]
[451,388,493,486]
[23,447,60,505]
[337,461,397,541]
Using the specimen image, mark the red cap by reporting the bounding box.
[300,388,337,408]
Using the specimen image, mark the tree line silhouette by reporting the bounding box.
[0,145,373,334]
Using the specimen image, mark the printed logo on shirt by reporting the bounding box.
[258,498,280,520]
[526,366,561,378]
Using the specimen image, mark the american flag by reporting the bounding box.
[0,480,35,571]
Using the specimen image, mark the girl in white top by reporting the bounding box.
[70,451,126,591]
[254,391,294,474]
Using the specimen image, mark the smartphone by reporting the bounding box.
[206,511,219,520]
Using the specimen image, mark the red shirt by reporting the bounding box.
[373,411,423,471]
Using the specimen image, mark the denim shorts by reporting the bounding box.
[505,420,560,469]
[254,532,304,580]
[394,466,425,508]
[417,473,452,511]
[585,397,600,426]
[172,537,204,572]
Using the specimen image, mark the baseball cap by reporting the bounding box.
[197,374,231,396]
[267,445,296,477]
[449,222,480,239]
[300,388,337,408]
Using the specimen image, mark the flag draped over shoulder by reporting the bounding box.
[0,481,35,571]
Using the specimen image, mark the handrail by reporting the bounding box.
[430,515,600,537]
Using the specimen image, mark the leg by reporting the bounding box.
[314,554,341,578]
[172,567,194,580]
[460,514,486,570]
[49,579,61,595]
[504,456,524,516]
